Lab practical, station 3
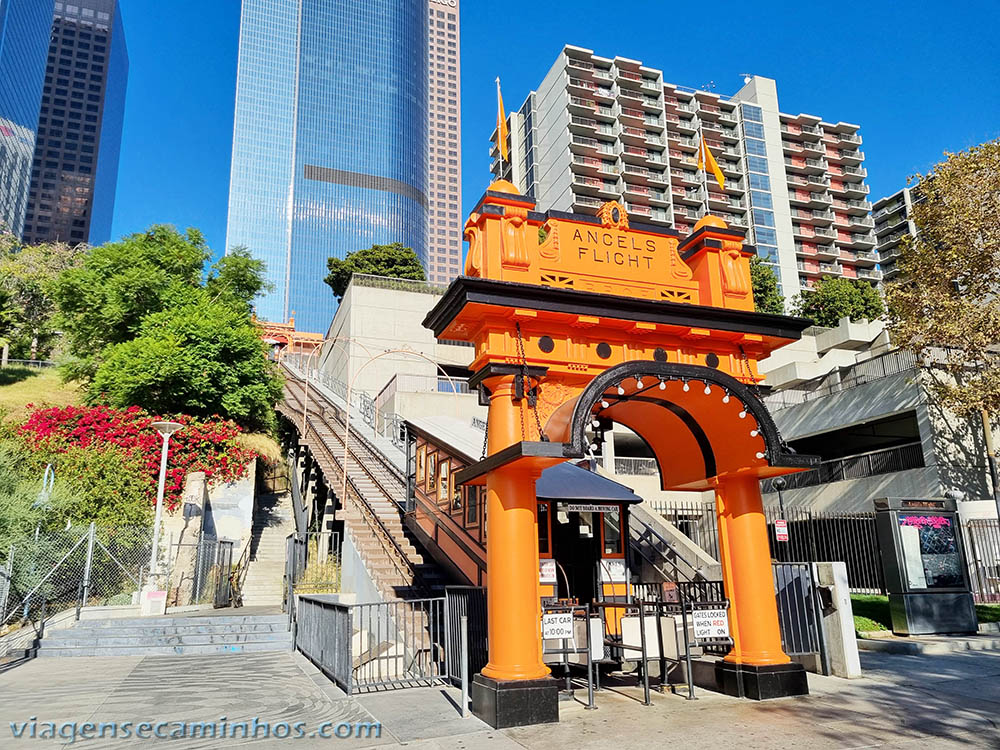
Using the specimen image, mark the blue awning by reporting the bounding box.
[536,462,642,504]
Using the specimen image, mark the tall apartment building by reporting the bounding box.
[425,0,462,284]
[23,0,128,246]
[873,187,918,282]
[0,0,54,238]
[226,0,428,333]
[492,46,879,300]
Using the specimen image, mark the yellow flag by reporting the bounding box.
[697,134,726,191]
[495,77,509,162]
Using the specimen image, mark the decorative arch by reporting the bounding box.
[545,361,814,490]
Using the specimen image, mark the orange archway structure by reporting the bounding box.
[424,181,818,726]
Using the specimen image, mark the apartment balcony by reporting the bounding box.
[593,69,613,82]
[663,95,679,108]
[566,58,594,73]
[796,261,820,274]
[621,164,654,185]
[839,132,862,145]
[620,145,653,164]
[718,111,737,124]
[568,96,597,114]
[570,135,600,155]
[846,232,877,249]
[673,136,700,152]
[626,201,653,219]
[841,165,867,179]
[616,68,642,84]
[644,115,665,132]
[673,117,697,134]
[573,194,603,209]
[849,216,875,229]
[801,124,822,137]
[670,168,698,185]
[784,156,808,173]
[677,102,696,114]
[814,226,837,240]
[723,179,745,194]
[811,209,835,224]
[649,189,671,206]
[803,141,825,154]
[571,155,604,175]
[857,267,883,281]
[720,160,742,177]
[645,132,665,147]
[792,223,813,239]
[639,78,662,95]
[842,182,870,196]
[619,125,647,145]
[706,192,730,209]
[698,101,721,115]
[573,174,618,197]
[673,187,702,205]
[641,95,661,111]
[794,242,817,257]
[567,76,597,95]
[788,190,812,206]
[618,89,644,108]
[846,198,872,214]
[839,149,865,164]
[854,250,880,267]
[810,192,834,207]
[594,86,615,102]
[569,115,598,135]
[819,261,844,276]
[617,105,645,124]
[782,139,805,154]
[815,244,841,260]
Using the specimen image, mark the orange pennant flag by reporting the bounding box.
[697,134,726,191]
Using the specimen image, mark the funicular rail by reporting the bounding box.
[278,380,429,597]
[283,375,406,508]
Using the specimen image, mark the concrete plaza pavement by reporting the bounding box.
[1,649,999,749]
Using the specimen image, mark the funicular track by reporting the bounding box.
[279,373,445,599]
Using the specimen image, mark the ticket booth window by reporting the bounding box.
[465,486,480,526]
[603,508,622,555]
[538,501,550,555]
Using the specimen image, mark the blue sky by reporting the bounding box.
[111,0,1000,261]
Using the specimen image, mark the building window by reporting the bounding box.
[745,138,767,157]
[741,104,763,122]
[750,190,773,209]
[753,209,775,227]
[743,121,765,140]
[746,156,768,175]
[749,173,771,191]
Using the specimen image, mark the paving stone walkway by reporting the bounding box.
[1,649,999,749]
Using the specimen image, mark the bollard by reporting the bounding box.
[460,614,470,718]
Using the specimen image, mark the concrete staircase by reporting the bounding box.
[241,494,295,607]
[36,614,291,658]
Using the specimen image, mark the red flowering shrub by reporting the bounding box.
[18,404,258,511]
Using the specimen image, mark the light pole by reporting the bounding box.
[149,421,183,580]
[773,476,787,519]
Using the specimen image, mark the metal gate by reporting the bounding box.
[773,562,829,675]
[213,541,234,608]
[444,586,488,685]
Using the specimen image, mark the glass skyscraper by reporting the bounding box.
[23,0,129,246]
[0,0,55,238]
[226,0,428,334]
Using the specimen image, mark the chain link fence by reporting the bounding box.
[1,525,152,634]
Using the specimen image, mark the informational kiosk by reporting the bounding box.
[874,497,978,635]
[423,182,819,727]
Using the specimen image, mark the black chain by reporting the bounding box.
[480,415,489,460]
[515,322,548,442]
[738,345,764,401]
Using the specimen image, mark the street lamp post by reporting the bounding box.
[149,421,184,580]
[773,476,788,519]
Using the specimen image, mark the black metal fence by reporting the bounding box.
[655,501,1000,603]
[285,532,341,602]
[444,586,487,686]
[294,595,446,694]
[773,562,828,674]
[760,442,924,493]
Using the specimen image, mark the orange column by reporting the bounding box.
[715,475,789,666]
[480,375,550,681]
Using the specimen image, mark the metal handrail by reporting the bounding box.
[629,513,706,582]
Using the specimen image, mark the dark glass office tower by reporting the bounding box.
[22,0,128,246]
[226,0,428,333]
[0,0,54,238]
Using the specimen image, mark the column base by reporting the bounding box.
[470,673,559,728]
[715,660,809,700]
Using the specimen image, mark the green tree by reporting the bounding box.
[206,246,273,311]
[749,256,785,315]
[792,277,885,327]
[0,236,84,359]
[89,297,284,433]
[51,225,209,380]
[887,139,1000,417]
[324,242,426,301]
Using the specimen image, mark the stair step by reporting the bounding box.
[43,632,291,648]
[77,615,286,629]
[37,640,292,658]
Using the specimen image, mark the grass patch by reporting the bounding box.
[0,366,80,423]
[854,615,888,633]
[976,604,1000,623]
[851,593,1000,630]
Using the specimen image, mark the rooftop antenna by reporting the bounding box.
[702,80,716,91]
[740,73,753,84]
